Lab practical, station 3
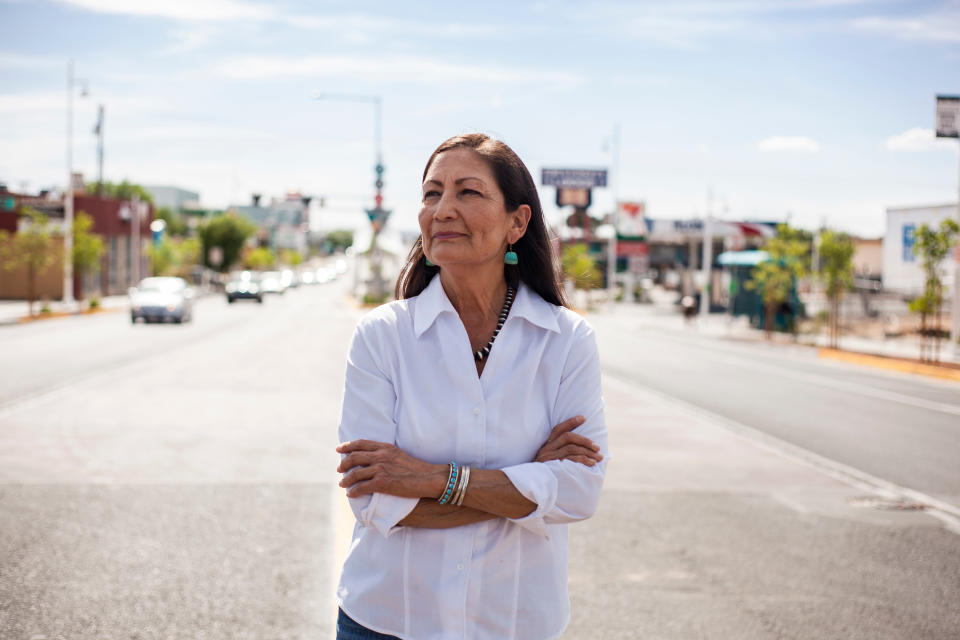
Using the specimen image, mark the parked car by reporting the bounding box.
[259,271,285,295]
[130,276,195,323]
[281,268,299,289]
[226,271,264,303]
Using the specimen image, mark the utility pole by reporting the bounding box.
[935,95,960,354]
[700,187,713,317]
[64,60,88,308]
[94,104,104,193]
[606,124,620,310]
[131,192,141,286]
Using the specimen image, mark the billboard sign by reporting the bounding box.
[541,168,608,188]
[936,95,960,138]
[617,201,647,238]
[556,187,591,208]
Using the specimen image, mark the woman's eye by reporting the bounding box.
[423,191,440,199]
[461,189,480,196]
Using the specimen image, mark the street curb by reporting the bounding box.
[0,306,125,326]
[818,347,960,383]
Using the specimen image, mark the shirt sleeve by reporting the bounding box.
[338,321,419,538]
[501,323,608,539]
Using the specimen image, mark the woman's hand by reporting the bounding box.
[534,415,603,467]
[336,440,447,499]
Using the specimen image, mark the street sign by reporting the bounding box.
[366,207,392,229]
[936,95,959,138]
[541,168,608,188]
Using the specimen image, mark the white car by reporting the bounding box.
[130,277,194,323]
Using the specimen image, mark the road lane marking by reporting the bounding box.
[604,373,960,535]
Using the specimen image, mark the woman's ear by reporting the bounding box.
[508,204,532,244]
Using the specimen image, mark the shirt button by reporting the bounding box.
[457,563,464,571]
[473,407,481,416]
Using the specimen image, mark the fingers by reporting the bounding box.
[557,443,602,462]
[540,431,600,456]
[549,415,586,439]
[337,450,378,473]
[336,439,392,454]
[339,464,378,489]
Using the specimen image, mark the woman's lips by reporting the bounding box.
[433,232,464,239]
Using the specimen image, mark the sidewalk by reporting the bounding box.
[564,372,960,639]
[0,295,131,326]
[601,297,960,367]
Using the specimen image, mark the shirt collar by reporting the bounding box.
[413,275,561,338]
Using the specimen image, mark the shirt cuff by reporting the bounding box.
[501,462,558,539]
[361,492,419,538]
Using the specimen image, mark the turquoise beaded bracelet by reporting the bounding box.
[438,461,459,504]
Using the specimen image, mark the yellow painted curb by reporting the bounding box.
[818,348,960,382]
[15,306,123,324]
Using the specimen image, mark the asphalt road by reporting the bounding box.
[591,310,960,507]
[2,280,958,639]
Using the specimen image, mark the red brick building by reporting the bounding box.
[0,186,153,300]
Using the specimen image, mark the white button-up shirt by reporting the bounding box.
[337,275,608,640]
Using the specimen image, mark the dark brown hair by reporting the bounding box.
[394,133,568,307]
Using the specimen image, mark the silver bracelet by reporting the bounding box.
[453,465,471,506]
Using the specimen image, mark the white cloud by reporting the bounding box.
[212,54,584,89]
[757,136,821,152]
[0,91,173,115]
[0,52,63,70]
[285,14,501,39]
[853,13,960,44]
[885,128,958,152]
[54,0,273,21]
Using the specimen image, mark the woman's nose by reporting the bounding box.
[433,192,457,219]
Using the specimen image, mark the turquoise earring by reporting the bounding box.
[504,244,518,265]
[425,255,436,267]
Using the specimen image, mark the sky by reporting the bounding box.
[1,0,958,238]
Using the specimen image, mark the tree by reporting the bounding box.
[561,244,602,291]
[154,206,189,237]
[245,247,275,270]
[818,230,854,349]
[0,208,56,317]
[324,229,354,253]
[87,180,154,204]
[280,249,303,266]
[72,211,105,302]
[147,236,202,277]
[746,224,809,338]
[910,219,960,363]
[197,213,255,272]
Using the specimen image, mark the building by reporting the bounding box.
[231,192,312,255]
[144,185,200,211]
[883,203,958,296]
[0,185,153,300]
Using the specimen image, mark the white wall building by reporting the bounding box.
[883,203,958,295]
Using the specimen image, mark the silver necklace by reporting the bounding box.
[475,286,515,361]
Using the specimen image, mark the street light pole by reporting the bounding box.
[64,59,88,308]
[313,92,387,299]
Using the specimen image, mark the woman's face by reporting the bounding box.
[419,148,529,269]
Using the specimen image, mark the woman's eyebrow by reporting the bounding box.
[423,177,487,187]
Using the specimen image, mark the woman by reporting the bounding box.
[335,133,608,640]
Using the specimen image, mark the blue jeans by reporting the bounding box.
[336,609,401,640]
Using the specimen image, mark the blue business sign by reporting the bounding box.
[902,224,916,262]
[541,168,608,188]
